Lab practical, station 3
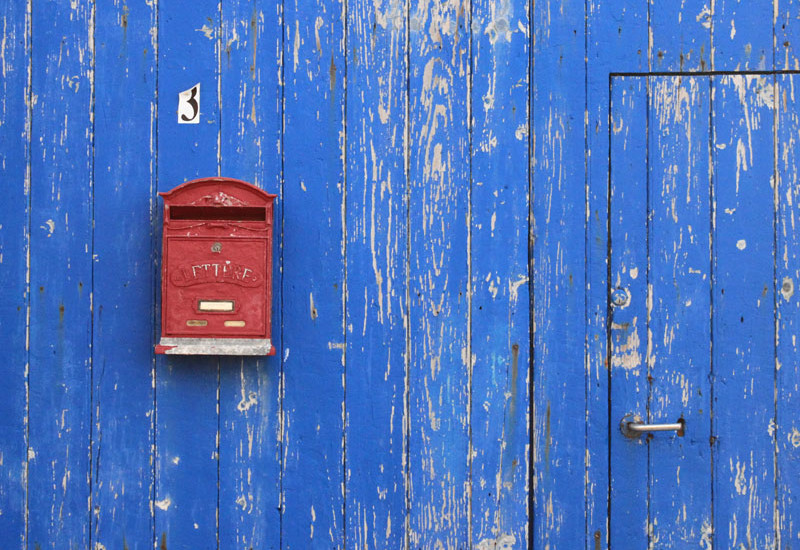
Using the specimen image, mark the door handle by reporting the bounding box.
[620,414,685,438]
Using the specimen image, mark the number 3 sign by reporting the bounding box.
[178,83,200,124]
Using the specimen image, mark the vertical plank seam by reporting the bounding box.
[708,0,717,536]
[279,0,286,546]
[88,0,98,546]
[771,5,781,545]
[644,73,652,550]
[709,0,715,71]
[151,1,161,548]
[403,0,412,547]
[647,2,652,73]
[216,361,221,550]
[705,22,713,548]
[583,0,591,545]
[24,0,33,546]
[279,0,286,548]
[466,0,474,546]
[525,0,536,550]
[708,71,716,547]
[528,1,536,547]
[644,9,653,544]
[772,54,781,550]
[604,72,614,549]
[341,0,349,546]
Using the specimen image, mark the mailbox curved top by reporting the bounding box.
[159,177,277,207]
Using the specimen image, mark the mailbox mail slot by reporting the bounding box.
[155,177,276,355]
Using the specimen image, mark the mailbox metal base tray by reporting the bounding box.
[156,337,274,356]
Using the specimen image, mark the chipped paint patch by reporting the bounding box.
[309,292,318,320]
[476,533,516,549]
[197,24,214,40]
[700,520,713,549]
[732,459,747,495]
[791,428,800,448]
[509,276,528,304]
[155,497,172,511]
[611,317,642,371]
[696,5,712,29]
[781,277,794,301]
[237,391,258,412]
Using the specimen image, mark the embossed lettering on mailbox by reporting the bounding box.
[155,177,276,356]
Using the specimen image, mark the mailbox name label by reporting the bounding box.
[171,261,262,287]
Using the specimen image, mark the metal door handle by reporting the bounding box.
[620,415,685,438]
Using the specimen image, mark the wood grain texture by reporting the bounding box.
[407,1,471,547]
[586,2,648,547]
[218,3,282,549]
[648,74,712,547]
[344,0,408,548]
[777,0,800,71]
[27,0,94,547]
[91,1,157,548]
[608,76,649,548]
[281,0,346,547]
[155,1,222,548]
[712,0,773,71]
[712,72,777,549]
[9,1,800,548]
[777,72,800,548]
[531,0,586,547]
[470,0,530,548]
[649,0,711,71]
[0,1,30,546]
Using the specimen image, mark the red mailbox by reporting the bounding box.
[155,177,276,355]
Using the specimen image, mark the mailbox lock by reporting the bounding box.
[211,242,222,253]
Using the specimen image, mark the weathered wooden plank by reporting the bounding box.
[0,2,30,547]
[648,74,712,547]
[777,1,800,71]
[712,73,777,549]
[777,72,800,548]
[712,0,772,70]
[607,76,649,548]
[344,1,407,548]
[470,0,530,548]
[91,1,157,548]
[645,6,714,546]
[217,3,283,549]
[27,1,94,548]
[407,1,470,547]
[155,2,221,548]
[281,0,346,546]
[530,0,585,547]
[648,0,711,71]
[586,2,648,547]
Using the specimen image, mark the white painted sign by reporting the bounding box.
[178,83,200,124]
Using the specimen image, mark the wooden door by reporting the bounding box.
[606,73,800,547]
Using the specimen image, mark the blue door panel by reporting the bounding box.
[607,73,788,548]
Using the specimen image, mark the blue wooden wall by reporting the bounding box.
[1,1,800,549]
